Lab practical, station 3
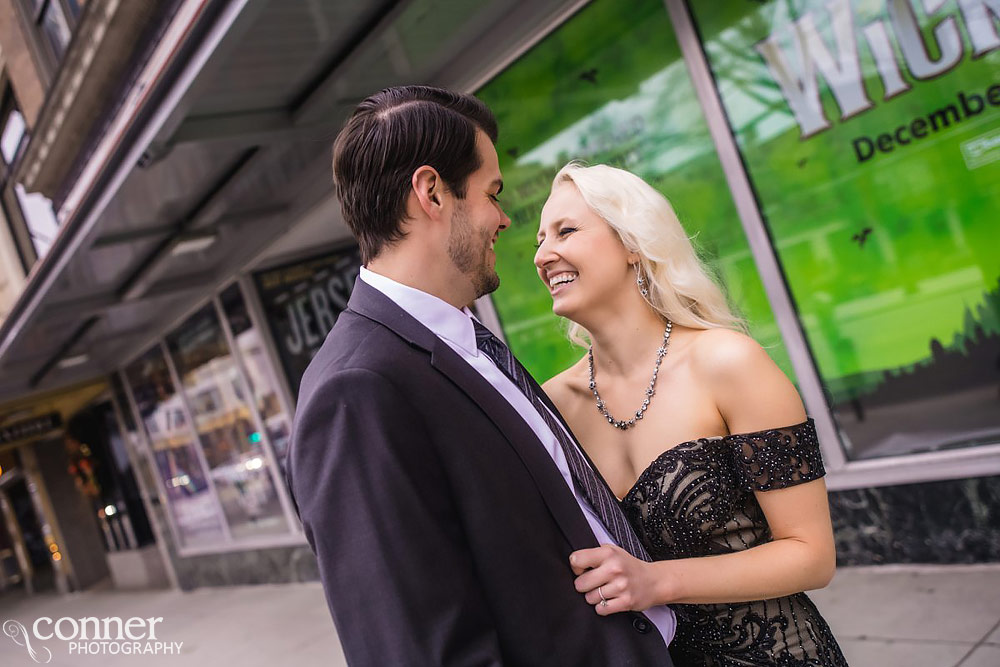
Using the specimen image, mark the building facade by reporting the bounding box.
[0,0,997,596]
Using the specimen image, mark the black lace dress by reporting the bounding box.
[620,418,848,666]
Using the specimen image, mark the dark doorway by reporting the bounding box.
[3,476,55,593]
[66,402,155,551]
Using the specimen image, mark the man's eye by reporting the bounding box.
[489,194,501,203]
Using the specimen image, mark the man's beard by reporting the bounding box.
[448,202,500,300]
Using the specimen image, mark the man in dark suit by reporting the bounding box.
[285,86,675,666]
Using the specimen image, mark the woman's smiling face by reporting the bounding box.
[534,181,635,321]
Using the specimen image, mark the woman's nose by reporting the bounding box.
[533,241,553,268]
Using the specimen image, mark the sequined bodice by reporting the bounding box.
[619,419,849,666]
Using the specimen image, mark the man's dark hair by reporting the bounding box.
[332,85,499,263]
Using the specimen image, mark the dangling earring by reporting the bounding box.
[635,264,649,297]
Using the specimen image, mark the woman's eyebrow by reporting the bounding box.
[537,217,570,239]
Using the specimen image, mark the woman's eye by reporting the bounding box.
[558,227,577,236]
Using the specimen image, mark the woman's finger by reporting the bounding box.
[573,563,614,593]
[569,545,613,575]
[593,585,627,616]
[584,588,602,606]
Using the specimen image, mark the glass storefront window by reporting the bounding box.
[1,109,25,164]
[14,184,59,261]
[166,303,289,540]
[111,372,163,532]
[219,283,293,475]
[688,1,1000,460]
[476,0,792,384]
[252,247,361,399]
[40,0,72,62]
[110,372,137,434]
[124,346,226,548]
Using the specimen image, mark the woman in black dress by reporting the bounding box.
[535,162,848,666]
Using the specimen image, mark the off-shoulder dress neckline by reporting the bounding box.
[615,418,815,503]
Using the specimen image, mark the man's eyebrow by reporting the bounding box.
[491,178,504,193]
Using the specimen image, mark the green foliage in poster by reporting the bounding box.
[689,0,1000,404]
[478,0,793,383]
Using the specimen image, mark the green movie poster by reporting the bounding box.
[688,0,1000,459]
[478,0,792,389]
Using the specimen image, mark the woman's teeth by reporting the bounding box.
[549,273,577,288]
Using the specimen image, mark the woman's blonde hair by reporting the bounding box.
[551,161,746,347]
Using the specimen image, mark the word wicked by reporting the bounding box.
[756,0,1000,138]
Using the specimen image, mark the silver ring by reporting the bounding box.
[598,585,608,607]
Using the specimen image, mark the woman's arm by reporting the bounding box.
[571,329,836,613]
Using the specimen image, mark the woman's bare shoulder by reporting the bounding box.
[688,327,805,429]
[687,327,772,379]
[542,356,590,409]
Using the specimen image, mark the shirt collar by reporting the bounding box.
[359,266,479,355]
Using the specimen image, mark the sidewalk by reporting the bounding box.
[810,564,1000,666]
[0,581,346,666]
[1,564,998,666]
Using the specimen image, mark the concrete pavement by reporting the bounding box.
[0,581,347,666]
[1,564,998,666]
[810,564,1000,667]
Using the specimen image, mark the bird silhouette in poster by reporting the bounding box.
[579,68,598,85]
[852,227,873,247]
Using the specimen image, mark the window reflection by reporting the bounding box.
[1,109,25,164]
[219,283,293,475]
[476,0,791,383]
[14,184,59,261]
[124,346,226,548]
[688,0,1000,460]
[166,302,288,540]
[39,0,72,61]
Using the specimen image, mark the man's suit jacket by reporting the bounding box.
[286,277,671,666]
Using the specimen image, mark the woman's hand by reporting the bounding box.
[570,544,672,615]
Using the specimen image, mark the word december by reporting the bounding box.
[853,85,1000,162]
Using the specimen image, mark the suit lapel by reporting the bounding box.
[345,278,441,351]
[347,278,598,552]
[429,343,597,552]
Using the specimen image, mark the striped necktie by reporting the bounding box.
[472,320,651,562]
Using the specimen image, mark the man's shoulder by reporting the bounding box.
[299,311,408,388]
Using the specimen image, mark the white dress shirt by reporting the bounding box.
[359,267,676,646]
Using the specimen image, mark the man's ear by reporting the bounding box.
[412,165,446,220]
